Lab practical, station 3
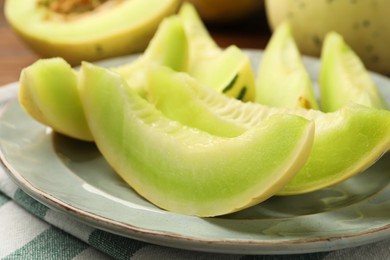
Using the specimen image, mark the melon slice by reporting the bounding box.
[319,32,388,112]
[256,21,319,109]
[178,3,256,101]
[79,62,314,217]
[18,57,93,141]
[5,0,180,65]
[112,15,189,97]
[147,66,390,195]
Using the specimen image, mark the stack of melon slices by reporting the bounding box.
[17,3,390,217]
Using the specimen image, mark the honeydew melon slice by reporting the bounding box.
[112,15,189,96]
[79,62,314,217]
[256,21,319,109]
[319,32,388,112]
[178,2,220,55]
[147,66,390,195]
[178,3,256,101]
[18,57,93,141]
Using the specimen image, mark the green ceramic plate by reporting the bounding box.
[0,51,390,255]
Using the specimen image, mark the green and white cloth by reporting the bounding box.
[1,83,390,259]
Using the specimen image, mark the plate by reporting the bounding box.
[1,51,390,255]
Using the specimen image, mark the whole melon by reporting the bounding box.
[265,0,390,75]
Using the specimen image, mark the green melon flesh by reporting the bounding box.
[178,3,256,101]
[112,15,189,97]
[319,32,388,112]
[178,2,220,62]
[147,66,246,137]
[147,66,390,195]
[19,57,93,141]
[79,62,314,217]
[256,21,319,109]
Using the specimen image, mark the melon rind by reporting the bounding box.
[79,62,314,217]
[147,66,390,195]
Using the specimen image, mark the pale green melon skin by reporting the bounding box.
[146,66,390,195]
[19,58,93,141]
[79,62,314,217]
[5,0,181,65]
[256,21,319,109]
[319,32,388,112]
[178,3,256,101]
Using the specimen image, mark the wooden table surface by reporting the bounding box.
[0,1,271,86]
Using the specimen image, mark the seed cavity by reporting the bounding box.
[298,96,313,109]
[38,0,110,14]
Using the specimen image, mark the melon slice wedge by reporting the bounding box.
[178,3,256,101]
[79,62,314,217]
[147,66,390,195]
[319,31,388,112]
[256,21,319,109]
[112,15,189,97]
[18,57,93,141]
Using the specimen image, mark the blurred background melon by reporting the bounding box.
[265,0,390,75]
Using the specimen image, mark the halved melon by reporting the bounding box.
[178,3,256,101]
[79,62,314,217]
[147,66,390,195]
[256,21,319,109]
[319,32,388,112]
[18,57,93,141]
[5,0,181,65]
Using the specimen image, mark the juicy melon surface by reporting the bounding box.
[146,66,390,195]
[79,62,314,217]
